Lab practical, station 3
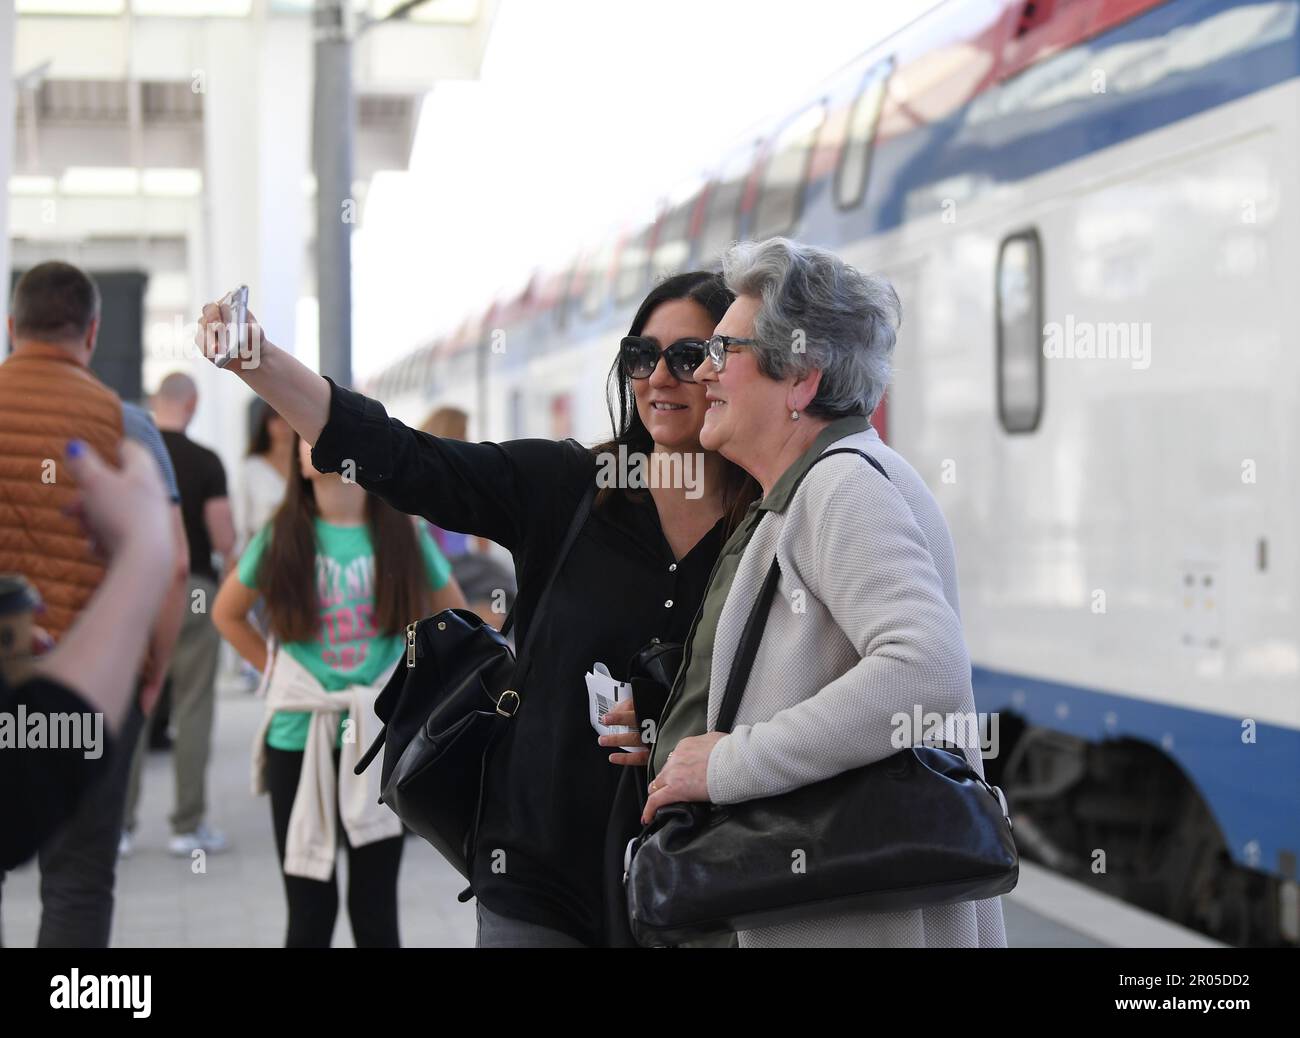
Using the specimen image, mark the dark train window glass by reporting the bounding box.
[751,103,826,241]
[615,224,653,303]
[835,58,891,209]
[697,144,758,268]
[997,230,1043,434]
[650,195,696,282]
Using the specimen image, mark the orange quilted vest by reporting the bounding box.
[0,341,124,643]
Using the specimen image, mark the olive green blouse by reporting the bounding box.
[649,415,872,778]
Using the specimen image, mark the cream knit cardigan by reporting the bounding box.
[704,426,1008,948]
[251,648,403,880]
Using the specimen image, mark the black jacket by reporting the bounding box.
[310,377,724,946]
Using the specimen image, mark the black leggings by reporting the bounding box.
[264,743,403,948]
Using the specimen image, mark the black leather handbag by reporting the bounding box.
[600,638,684,947]
[624,449,1019,946]
[354,483,595,879]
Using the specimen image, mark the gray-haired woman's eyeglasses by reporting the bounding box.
[704,334,759,373]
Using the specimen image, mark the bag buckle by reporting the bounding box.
[495,689,521,718]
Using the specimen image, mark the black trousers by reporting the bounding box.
[264,743,403,948]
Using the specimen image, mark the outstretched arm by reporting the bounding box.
[196,304,331,446]
[195,301,593,553]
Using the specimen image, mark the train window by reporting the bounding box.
[615,224,653,303]
[509,387,525,439]
[555,259,579,329]
[582,239,616,317]
[697,143,758,268]
[420,344,438,390]
[751,103,826,241]
[835,58,891,210]
[425,342,443,386]
[650,194,696,282]
[996,230,1043,433]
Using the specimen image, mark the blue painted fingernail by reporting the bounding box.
[66,439,85,458]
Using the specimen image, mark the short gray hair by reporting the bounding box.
[721,238,900,419]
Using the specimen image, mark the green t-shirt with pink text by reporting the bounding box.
[238,517,452,751]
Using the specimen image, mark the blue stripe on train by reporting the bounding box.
[799,0,1300,246]
[972,664,1300,878]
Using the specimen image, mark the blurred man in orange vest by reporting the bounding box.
[0,261,189,946]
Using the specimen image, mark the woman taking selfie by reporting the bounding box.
[197,272,758,947]
[212,432,464,947]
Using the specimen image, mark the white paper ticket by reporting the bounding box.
[585,662,639,753]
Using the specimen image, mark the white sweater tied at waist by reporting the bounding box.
[251,648,402,880]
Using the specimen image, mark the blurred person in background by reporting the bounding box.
[212,432,464,947]
[219,400,293,695]
[238,400,292,551]
[120,394,189,752]
[644,238,1007,948]
[0,261,189,947]
[419,405,517,628]
[195,271,759,947]
[0,441,175,888]
[121,372,236,859]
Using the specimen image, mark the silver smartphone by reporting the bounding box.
[213,284,249,368]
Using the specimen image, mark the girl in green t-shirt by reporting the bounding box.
[214,433,465,947]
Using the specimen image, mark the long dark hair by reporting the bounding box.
[592,271,759,536]
[247,400,278,458]
[256,432,427,644]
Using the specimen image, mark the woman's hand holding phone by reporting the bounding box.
[195,287,267,371]
[191,285,334,459]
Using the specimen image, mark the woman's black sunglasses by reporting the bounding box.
[619,336,708,383]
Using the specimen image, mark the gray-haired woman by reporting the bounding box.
[643,237,1008,948]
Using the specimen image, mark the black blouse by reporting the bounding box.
[310,377,724,946]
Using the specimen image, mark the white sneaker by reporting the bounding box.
[167,831,201,856]
[168,823,229,856]
[117,830,133,859]
[196,822,229,852]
